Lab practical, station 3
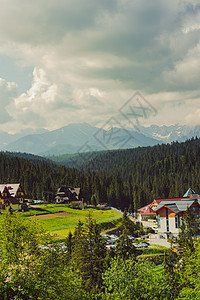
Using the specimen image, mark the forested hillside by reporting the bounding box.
[83,137,200,209]
[1,137,200,210]
[0,152,82,202]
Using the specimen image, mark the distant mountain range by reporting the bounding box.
[0,123,199,156]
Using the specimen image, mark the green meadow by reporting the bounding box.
[18,204,122,238]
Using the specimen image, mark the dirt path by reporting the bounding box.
[30,212,71,219]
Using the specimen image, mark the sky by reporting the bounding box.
[0,0,200,134]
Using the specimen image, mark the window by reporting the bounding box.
[166,208,169,232]
[175,214,180,228]
[157,215,160,228]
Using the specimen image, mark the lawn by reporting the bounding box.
[19,204,122,238]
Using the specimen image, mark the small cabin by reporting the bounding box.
[55,186,81,204]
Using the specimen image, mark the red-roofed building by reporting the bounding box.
[138,188,200,238]
[150,198,182,211]
[138,204,155,221]
[138,197,183,221]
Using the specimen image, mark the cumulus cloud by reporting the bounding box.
[145,91,200,126]
[0,0,200,132]
[3,67,120,132]
[163,43,200,90]
[6,67,58,130]
[0,78,17,123]
[186,109,200,126]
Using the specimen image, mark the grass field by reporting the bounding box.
[16,204,122,238]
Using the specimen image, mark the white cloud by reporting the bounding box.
[183,24,200,34]
[144,91,200,126]
[186,109,200,125]
[0,0,200,132]
[0,78,17,123]
[163,43,200,89]
[6,67,58,129]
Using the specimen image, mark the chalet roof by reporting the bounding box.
[0,183,23,196]
[138,204,151,212]
[8,197,20,205]
[183,188,196,197]
[150,198,182,210]
[138,204,155,215]
[165,203,180,213]
[70,187,80,195]
[152,199,163,205]
[154,198,200,214]
[57,192,65,196]
[6,183,21,196]
[140,198,182,213]
[189,194,200,199]
[56,186,80,199]
[0,185,8,193]
[153,197,182,203]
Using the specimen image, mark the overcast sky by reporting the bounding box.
[0,0,199,133]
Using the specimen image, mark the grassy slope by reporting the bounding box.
[19,204,122,238]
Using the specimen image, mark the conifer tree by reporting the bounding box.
[115,229,137,261]
[72,214,106,294]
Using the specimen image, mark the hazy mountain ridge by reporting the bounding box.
[0,128,48,150]
[0,123,199,156]
[138,124,193,143]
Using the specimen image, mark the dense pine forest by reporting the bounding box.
[1,137,200,210]
[1,138,200,299]
[1,208,200,299]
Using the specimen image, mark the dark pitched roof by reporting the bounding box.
[183,188,196,197]
[7,197,19,205]
[6,183,21,196]
[55,185,81,201]
[165,203,180,213]
[0,185,9,194]
[154,198,200,214]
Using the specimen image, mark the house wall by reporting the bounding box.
[16,186,26,203]
[138,214,142,222]
[157,207,182,237]
[157,217,181,237]
[150,200,159,211]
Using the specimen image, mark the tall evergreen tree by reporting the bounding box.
[72,214,106,294]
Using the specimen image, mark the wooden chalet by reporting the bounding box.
[55,186,81,204]
[0,185,19,210]
[0,183,28,211]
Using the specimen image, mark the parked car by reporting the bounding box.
[106,245,116,251]
[110,238,118,244]
[106,240,113,245]
[110,234,118,240]
[133,243,140,248]
[133,242,149,248]
[102,234,111,240]
[139,242,149,248]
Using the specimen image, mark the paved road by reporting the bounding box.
[109,208,170,248]
[110,207,123,215]
[141,220,157,228]
[148,237,171,248]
